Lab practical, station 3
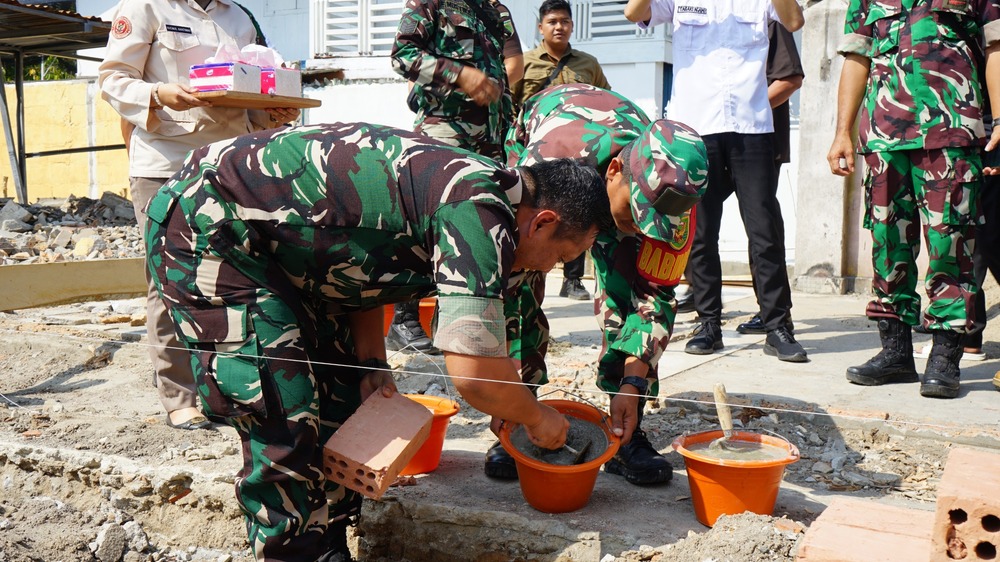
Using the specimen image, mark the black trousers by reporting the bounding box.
[687,132,793,330]
[966,172,1000,348]
[746,161,789,314]
[563,254,585,280]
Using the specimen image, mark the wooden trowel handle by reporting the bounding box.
[713,383,733,437]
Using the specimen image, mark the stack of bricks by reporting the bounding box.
[796,447,1000,561]
[322,391,433,499]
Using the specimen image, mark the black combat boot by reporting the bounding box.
[484,440,518,480]
[385,301,439,354]
[846,318,918,385]
[920,331,963,399]
[604,403,673,486]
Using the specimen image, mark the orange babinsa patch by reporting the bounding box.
[635,209,695,285]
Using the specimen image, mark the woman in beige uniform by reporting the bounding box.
[99,0,299,430]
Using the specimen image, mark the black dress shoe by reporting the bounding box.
[559,278,592,300]
[385,318,440,354]
[484,440,518,480]
[764,326,808,363]
[737,314,795,335]
[685,321,723,355]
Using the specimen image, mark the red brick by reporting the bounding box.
[933,447,1000,561]
[796,497,933,562]
[322,392,433,499]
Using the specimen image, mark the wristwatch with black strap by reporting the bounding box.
[357,358,391,377]
[619,375,649,397]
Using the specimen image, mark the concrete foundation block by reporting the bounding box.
[795,497,934,561]
[933,447,1000,561]
[322,391,432,499]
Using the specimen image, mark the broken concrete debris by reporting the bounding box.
[0,195,143,265]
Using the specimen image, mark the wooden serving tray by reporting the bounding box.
[192,90,321,109]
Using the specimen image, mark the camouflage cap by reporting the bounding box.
[625,119,708,242]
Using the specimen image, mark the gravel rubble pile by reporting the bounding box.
[0,195,143,265]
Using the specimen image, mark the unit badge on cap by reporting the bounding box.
[112,16,132,39]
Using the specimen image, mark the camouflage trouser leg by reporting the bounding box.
[190,294,362,561]
[862,148,980,331]
[509,270,549,390]
[148,209,362,561]
[415,120,504,162]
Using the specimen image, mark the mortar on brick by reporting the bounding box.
[322,392,433,499]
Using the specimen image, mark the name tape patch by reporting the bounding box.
[166,24,193,34]
[677,5,708,14]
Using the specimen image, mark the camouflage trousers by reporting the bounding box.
[415,119,504,161]
[147,203,363,561]
[862,148,980,331]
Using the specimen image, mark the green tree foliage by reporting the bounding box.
[1,1,79,82]
[2,55,77,82]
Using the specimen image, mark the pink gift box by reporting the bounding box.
[189,62,260,93]
[260,67,302,97]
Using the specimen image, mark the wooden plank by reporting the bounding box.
[192,90,321,110]
[0,258,146,312]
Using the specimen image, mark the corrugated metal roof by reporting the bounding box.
[0,0,110,56]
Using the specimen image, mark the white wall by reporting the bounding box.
[304,81,413,130]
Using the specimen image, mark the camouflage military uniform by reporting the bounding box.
[391,0,515,159]
[145,122,528,560]
[505,84,697,397]
[839,0,1000,329]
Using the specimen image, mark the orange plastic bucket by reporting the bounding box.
[399,394,460,476]
[499,399,621,513]
[383,298,436,337]
[672,430,800,527]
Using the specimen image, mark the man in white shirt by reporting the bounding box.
[624,0,807,362]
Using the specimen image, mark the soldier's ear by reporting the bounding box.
[605,156,623,184]
[527,209,559,237]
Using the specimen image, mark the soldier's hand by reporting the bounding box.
[156,83,211,111]
[610,390,640,445]
[265,107,300,126]
[984,129,1000,176]
[360,368,397,402]
[827,134,855,177]
[523,403,569,449]
[455,67,500,107]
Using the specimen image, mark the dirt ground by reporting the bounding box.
[4,296,995,562]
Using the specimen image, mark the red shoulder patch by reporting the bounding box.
[112,16,132,40]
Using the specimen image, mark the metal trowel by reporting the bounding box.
[563,441,592,465]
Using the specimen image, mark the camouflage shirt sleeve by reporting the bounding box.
[503,103,530,167]
[430,191,518,357]
[838,0,873,57]
[592,231,675,377]
[391,0,466,96]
